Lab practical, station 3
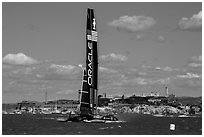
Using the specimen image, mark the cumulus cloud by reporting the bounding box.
[142,65,152,69]
[12,67,36,75]
[135,33,151,41]
[39,72,79,81]
[99,66,117,73]
[16,79,47,86]
[177,72,201,79]
[56,89,74,95]
[178,11,202,31]
[188,63,202,67]
[118,76,171,87]
[3,53,39,65]
[136,34,144,40]
[2,64,13,69]
[154,77,171,85]
[188,55,202,68]
[100,53,128,62]
[174,78,202,91]
[109,15,156,32]
[156,35,165,42]
[190,55,202,62]
[155,66,174,72]
[35,64,81,82]
[123,77,148,85]
[50,64,80,74]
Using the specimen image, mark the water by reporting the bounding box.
[2,114,202,135]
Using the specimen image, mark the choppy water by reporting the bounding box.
[2,113,202,135]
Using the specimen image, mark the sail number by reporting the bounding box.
[87,31,98,42]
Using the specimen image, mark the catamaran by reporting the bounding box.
[58,8,119,123]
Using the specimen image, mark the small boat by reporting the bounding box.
[32,111,37,115]
[2,111,8,114]
[15,111,22,114]
[41,110,52,114]
[56,117,69,122]
[61,111,70,115]
[105,120,126,123]
[178,114,199,117]
[178,115,189,117]
[83,114,119,123]
[153,114,165,117]
[101,114,118,121]
[83,119,105,123]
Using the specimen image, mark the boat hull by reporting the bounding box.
[56,117,69,122]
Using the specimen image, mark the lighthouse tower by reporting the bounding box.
[165,87,169,97]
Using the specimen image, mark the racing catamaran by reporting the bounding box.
[58,8,119,123]
[78,8,118,122]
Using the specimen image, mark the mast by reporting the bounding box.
[45,91,47,104]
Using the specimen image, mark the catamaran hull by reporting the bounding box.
[83,119,125,123]
[83,119,106,123]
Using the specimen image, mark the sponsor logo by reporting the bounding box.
[87,42,93,86]
[87,31,98,42]
[86,26,97,86]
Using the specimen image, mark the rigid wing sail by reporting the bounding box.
[79,8,98,118]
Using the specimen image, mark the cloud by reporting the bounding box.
[177,72,201,79]
[135,34,150,41]
[99,66,117,73]
[50,64,80,74]
[154,77,171,85]
[136,34,143,40]
[156,35,165,42]
[12,67,36,75]
[121,77,148,85]
[188,55,202,68]
[182,55,202,77]
[190,55,202,62]
[155,66,174,72]
[178,11,202,31]
[37,63,81,81]
[2,64,13,69]
[109,15,156,32]
[56,89,75,95]
[100,53,128,62]
[16,79,47,86]
[174,78,202,91]
[39,72,80,81]
[3,53,39,65]
[175,57,202,92]
[118,76,171,87]
[135,34,166,43]
[188,63,202,67]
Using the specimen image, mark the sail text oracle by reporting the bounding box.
[87,30,97,86]
[87,42,93,86]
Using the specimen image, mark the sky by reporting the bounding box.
[2,2,202,103]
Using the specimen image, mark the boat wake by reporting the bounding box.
[105,120,126,123]
[98,125,123,130]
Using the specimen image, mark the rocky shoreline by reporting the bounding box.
[97,104,202,117]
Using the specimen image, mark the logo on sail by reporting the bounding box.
[87,31,98,42]
[87,29,98,86]
[87,42,93,86]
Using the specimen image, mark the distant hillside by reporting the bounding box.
[176,96,202,105]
